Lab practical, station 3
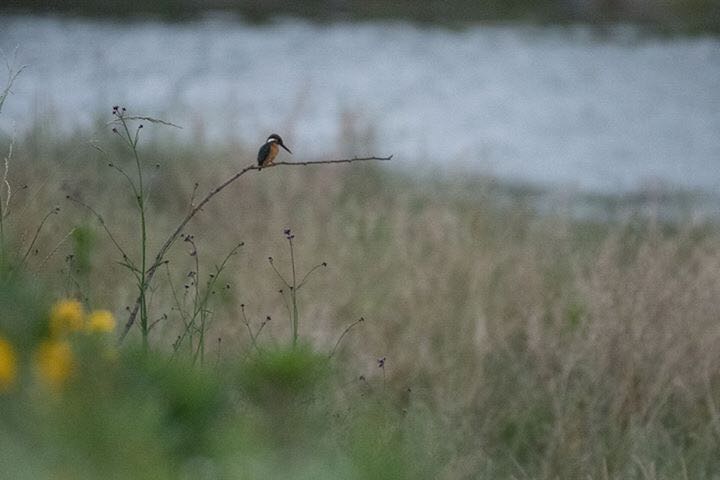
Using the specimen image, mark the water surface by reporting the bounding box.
[1,15,718,193]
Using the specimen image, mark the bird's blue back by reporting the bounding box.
[257,142,271,166]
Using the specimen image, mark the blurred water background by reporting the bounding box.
[0,9,719,195]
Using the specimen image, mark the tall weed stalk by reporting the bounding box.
[270,228,327,346]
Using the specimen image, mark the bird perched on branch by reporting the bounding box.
[257,133,292,168]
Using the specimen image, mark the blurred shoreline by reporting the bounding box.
[3,120,718,224]
[1,15,718,196]
[1,0,720,34]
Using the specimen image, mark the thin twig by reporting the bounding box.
[172,240,243,355]
[240,304,258,351]
[269,257,290,288]
[298,262,327,290]
[119,155,392,342]
[278,289,292,324]
[19,206,59,268]
[188,182,199,213]
[0,62,26,115]
[328,317,365,359]
[37,227,76,270]
[148,313,168,331]
[67,195,140,277]
[88,142,140,199]
[107,115,182,129]
[2,133,14,216]
[254,316,271,344]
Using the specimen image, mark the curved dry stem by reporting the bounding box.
[36,227,76,270]
[67,196,140,277]
[328,317,365,359]
[297,262,327,290]
[269,257,290,288]
[19,206,59,268]
[119,154,392,343]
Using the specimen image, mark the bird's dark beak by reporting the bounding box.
[280,143,292,154]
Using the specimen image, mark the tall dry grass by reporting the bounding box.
[2,121,719,478]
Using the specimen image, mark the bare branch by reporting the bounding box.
[107,115,182,129]
[119,155,392,342]
[0,59,26,115]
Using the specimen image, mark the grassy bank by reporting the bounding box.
[1,114,720,478]
[2,0,720,34]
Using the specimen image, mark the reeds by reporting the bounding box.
[1,110,719,477]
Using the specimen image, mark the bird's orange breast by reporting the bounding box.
[265,142,279,165]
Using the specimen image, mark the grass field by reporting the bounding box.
[1,107,720,479]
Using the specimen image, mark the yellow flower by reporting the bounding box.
[49,299,85,336]
[86,310,116,333]
[35,340,75,391]
[0,336,17,393]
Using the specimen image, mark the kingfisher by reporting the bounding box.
[257,133,292,168]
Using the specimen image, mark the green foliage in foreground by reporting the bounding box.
[0,271,441,480]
